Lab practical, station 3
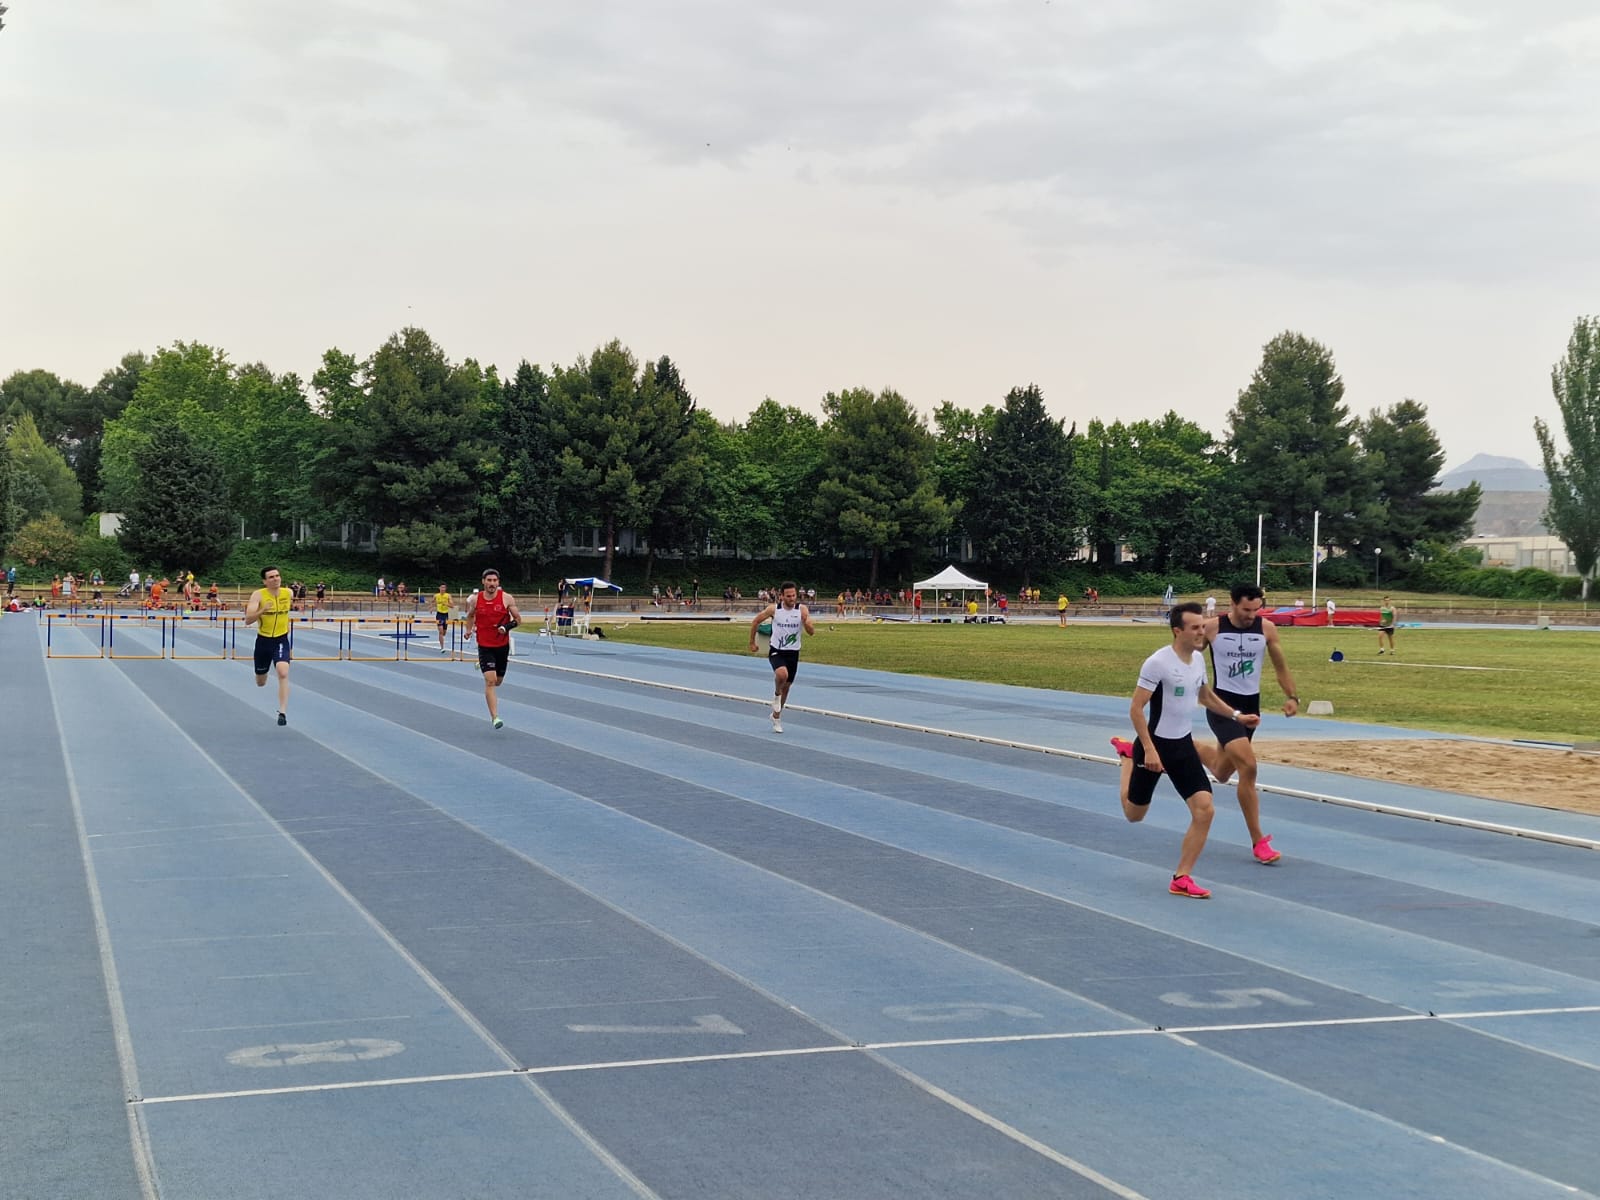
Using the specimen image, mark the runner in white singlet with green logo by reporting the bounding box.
[748,581,815,734]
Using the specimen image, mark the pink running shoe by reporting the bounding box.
[1169,874,1211,899]
[1109,736,1134,759]
[1252,835,1281,865]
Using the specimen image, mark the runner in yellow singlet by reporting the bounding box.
[434,582,453,654]
[244,566,293,726]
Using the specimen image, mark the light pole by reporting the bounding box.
[1374,546,1382,589]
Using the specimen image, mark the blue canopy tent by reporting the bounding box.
[562,577,623,592]
[557,576,623,634]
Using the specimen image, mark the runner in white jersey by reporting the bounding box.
[749,580,815,734]
[1203,582,1299,865]
[1117,603,1260,899]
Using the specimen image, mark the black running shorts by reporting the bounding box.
[1128,734,1211,806]
[768,649,800,680]
[477,644,510,676]
[253,634,291,676]
[1205,687,1260,747]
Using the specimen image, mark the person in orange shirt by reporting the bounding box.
[149,579,166,609]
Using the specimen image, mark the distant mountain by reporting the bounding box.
[1439,453,1547,494]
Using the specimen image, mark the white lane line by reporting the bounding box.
[43,653,163,1199]
[216,972,314,981]
[525,659,1600,851]
[136,1003,1600,1106]
[91,834,284,853]
[516,995,723,1014]
[126,874,292,883]
[864,1055,1153,1200]
[88,820,263,838]
[134,681,664,1200]
[183,1014,412,1034]
[141,930,360,946]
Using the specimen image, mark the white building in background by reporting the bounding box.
[1462,534,1578,575]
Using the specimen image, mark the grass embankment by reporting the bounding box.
[601,619,1600,744]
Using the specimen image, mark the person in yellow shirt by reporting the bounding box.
[1058,593,1069,627]
[434,582,453,655]
[244,566,293,726]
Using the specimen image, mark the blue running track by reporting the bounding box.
[5,613,1599,1199]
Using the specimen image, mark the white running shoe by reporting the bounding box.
[772,717,783,734]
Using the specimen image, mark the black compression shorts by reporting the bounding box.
[1128,734,1211,806]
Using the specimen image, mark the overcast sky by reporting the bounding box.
[5,1,1598,469]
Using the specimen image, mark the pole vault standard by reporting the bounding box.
[1310,509,1321,613]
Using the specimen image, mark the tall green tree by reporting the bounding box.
[637,356,708,579]
[699,413,782,557]
[1535,316,1600,598]
[813,387,951,585]
[5,412,83,525]
[74,353,144,509]
[743,399,825,554]
[932,401,995,557]
[0,442,16,553]
[7,513,80,570]
[0,369,88,448]
[1084,414,1245,575]
[480,360,562,580]
[546,340,699,582]
[1358,399,1479,559]
[117,423,234,571]
[231,364,329,536]
[99,342,236,513]
[1226,332,1364,552]
[966,385,1076,585]
[323,329,492,568]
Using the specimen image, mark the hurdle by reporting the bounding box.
[44,613,106,659]
[169,612,231,660]
[282,616,344,663]
[106,613,169,660]
[401,616,466,661]
[344,615,405,662]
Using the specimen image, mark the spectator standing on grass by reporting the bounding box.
[1377,596,1398,655]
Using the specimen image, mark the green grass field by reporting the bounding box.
[601,618,1600,744]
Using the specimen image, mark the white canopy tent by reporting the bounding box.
[912,565,989,616]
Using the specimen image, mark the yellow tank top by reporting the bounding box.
[436,591,452,614]
[256,588,292,637]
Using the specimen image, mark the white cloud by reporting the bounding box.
[2,0,1594,467]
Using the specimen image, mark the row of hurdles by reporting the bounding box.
[37,611,570,661]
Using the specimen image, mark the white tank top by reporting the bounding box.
[1210,614,1267,697]
[770,605,804,653]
